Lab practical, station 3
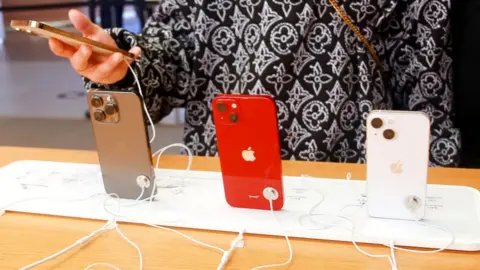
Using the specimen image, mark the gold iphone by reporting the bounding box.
[87,90,155,200]
[10,20,134,60]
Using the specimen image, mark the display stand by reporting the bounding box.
[1,160,479,251]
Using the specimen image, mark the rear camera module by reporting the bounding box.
[383,129,395,140]
[217,103,227,112]
[104,103,118,115]
[229,112,238,123]
[93,110,106,122]
[90,95,103,108]
[371,117,383,129]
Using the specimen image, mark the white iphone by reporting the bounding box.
[366,110,430,221]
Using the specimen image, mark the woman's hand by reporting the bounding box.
[48,9,141,84]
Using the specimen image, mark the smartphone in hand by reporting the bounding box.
[10,20,134,60]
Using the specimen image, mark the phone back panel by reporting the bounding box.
[212,94,284,210]
[366,110,430,220]
[87,90,154,200]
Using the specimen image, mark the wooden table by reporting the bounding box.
[0,146,479,270]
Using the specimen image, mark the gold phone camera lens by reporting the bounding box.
[229,112,238,123]
[104,103,118,115]
[371,117,383,129]
[383,129,395,140]
[90,95,103,108]
[93,110,106,122]
[217,103,227,112]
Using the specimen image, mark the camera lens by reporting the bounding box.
[229,112,238,123]
[371,118,383,129]
[93,110,106,122]
[90,95,103,108]
[104,103,117,115]
[383,129,395,140]
[217,103,227,112]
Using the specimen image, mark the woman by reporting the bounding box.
[49,1,460,167]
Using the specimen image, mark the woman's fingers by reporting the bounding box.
[69,9,99,37]
[129,47,142,57]
[126,46,142,64]
[50,26,134,84]
[70,45,92,73]
[93,53,124,82]
[48,38,76,58]
[68,9,117,46]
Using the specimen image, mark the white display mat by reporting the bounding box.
[0,160,479,251]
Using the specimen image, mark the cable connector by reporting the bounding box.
[136,175,151,189]
[106,219,118,229]
[217,230,245,270]
[404,195,421,212]
[75,219,117,245]
[230,230,245,249]
[76,235,93,245]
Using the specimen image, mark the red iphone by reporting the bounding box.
[212,94,284,211]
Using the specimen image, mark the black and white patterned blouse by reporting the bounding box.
[84,0,460,167]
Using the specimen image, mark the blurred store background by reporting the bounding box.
[0,0,184,152]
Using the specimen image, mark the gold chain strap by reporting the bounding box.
[328,0,382,69]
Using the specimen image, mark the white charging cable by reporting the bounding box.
[101,143,193,228]
[383,215,455,257]
[19,219,117,270]
[151,143,193,196]
[82,215,144,270]
[300,206,399,270]
[298,173,364,231]
[250,188,293,270]
[11,194,143,270]
[126,61,155,144]
[298,173,455,270]
[298,173,392,268]
[102,191,245,270]
[217,230,245,270]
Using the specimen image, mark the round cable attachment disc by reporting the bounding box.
[404,195,422,212]
[263,187,279,201]
[136,175,151,189]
